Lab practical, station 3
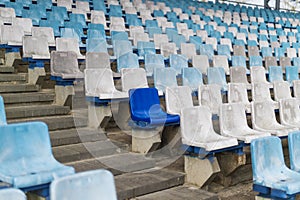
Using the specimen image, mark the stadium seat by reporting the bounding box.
[213,55,229,75]
[182,67,203,92]
[84,68,127,99]
[86,38,107,53]
[169,54,188,75]
[22,36,50,60]
[0,188,26,200]
[160,42,177,58]
[153,34,169,49]
[86,52,110,69]
[154,67,178,94]
[192,55,209,75]
[251,136,300,198]
[31,27,55,47]
[117,52,139,72]
[251,82,275,103]
[165,86,193,115]
[137,41,155,57]
[273,81,292,101]
[220,103,270,143]
[279,99,300,129]
[251,101,297,136]
[230,67,250,87]
[268,66,283,83]
[56,38,85,59]
[113,40,132,59]
[12,18,32,36]
[288,132,300,173]
[120,68,148,92]
[198,84,223,115]
[129,88,180,126]
[133,32,149,47]
[228,83,250,112]
[181,43,196,60]
[50,169,117,200]
[285,66,299,84]
[180,106,238,151]
[0,96,7,125]
[51,51,83,79]
[265,56,278,70]
[0,25,24,46]
[144,54,165,76]
[0,122,75,188]
[207,67,228,91]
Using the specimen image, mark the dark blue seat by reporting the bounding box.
[129,88,180,126]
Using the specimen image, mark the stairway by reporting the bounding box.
[0,65,217,200]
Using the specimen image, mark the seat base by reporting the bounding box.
[254,184,298,200]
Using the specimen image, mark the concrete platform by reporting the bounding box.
[136,185,218,200]
[0,73,26,82]
[2,91,54,105]
[0,66,14,73]
[0,83,39,93]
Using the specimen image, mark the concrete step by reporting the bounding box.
[7,115,87,131]
[50,128,107,147]
[2,91,54,105]
[52,140,119,163]
[136,185,218,200]
[0,73,26,82]
[0,84,39,93]
[0,66,14,73]
[66,153,156,175]
[5,105,70,119]
[115,169,185,200]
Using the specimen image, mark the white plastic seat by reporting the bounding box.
[220,38,233,51]
[181,29,194,41]
[90,11,107,28]
[279,98,300,128]
[121,68,148,92]
[160,42,177,58]
[0,25,24,46]
[181,106,238,151]
[22,36,50,59]
[229,67,250,88]
[0,188,26,200]
[220,103,270,143]
[86,52,110,69]
[228,83,251,112]
[213,55,229,75]
[84,68,127,99]
[192,55,209,75]
[12,18,32,35]
[250,66,271,87]
[129,26,143,38]
[133,32,149,47]
[51,51,83,79]
[50,169,117,200]
[287,48,297,58]
[252,82,276,104]
[32,27,55,47]
[180,43,196,60]
[206,37,217,51]
[153,34,169,49]
[273,81,292,101]
[196,30,208,42]
[56,38,85,59]
[293,80,300,98]
[198,84,222,115]
[251,101,298,136]
[165,86,193,115]
[57,0,72,10]
[0,7,15,24]
[75,1,90,12]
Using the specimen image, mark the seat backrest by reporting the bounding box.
[220,103,249,133]
[251,136,286,184]
[232,55,246,67]
[50,169,117,200]
[280,98,300,127]
[169,54,188,75]
[84,68,115,96]
[286,66,299,84]
[265,56,278,70]
[288,131,300,171]
[213,55,229,74]
[154,67,178,93]
[182,67,203,92]
[0,188,26,200]
[230,67,249,84]
[144,53,164,76]
[86,52,110,69]
[228,83,249,105]
[207,67,227,91]
[199,44,214,60]
[51,51,79,76]
[252,101,278,128]
[279,57,291,68]
[86,38,107,53]
[153,34,169,49]
[273,81,292,101]
[117,52,139,72]
[32,27,55,46]
[137,41,155,57]
[268,66,283,83]
[252,82,272,102]
[22,36,50,59]
[12,17,32,35]
[0,25,24,45]
[250,66,268,84]
[160,42,176,58]
[249,56,263,67]
[166,86,193,115]
[113,40,132,58]
[198,84,222,115]
[181,43,196,60]
[121,68,148,92]
[55,38,83,58]
[192,55,209,74]
[0,96,7,125]
[261,47,273,58]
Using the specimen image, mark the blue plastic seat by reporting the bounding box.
[60,28,84,47]
[4,2,23,17]
[288,132,300,172]
[207,67,227,91]
[269,35,278,43]
[261,47,273,58]
[52,6,69,20]
[182,68,203,92]
[113,40,132,58]
[145,20,158,28]
[0,122,75,189]
[274,47,285,58]
[46,12,65,27]
[0,96,7,125]
[249,56,263,67]
[86,38,107,53]
[169,54,188,75]
[117,53,139,72]
[39,20,61,37]
[129,88,180,126]
[154,68,178,93]
[147,27,162,38]
[22,10,41,26]
[224,32,234,42]
[137,41,155,57]
[29,4,47,19]
[268,66,283,83]
[16,0,31,7]
[285,66,299,84]
[190,36,202,51]
[199,44,214,60]
[144,54,165,76]
[111,31,129,41]
[248,40,258,46]
[93,0,106,13]
[87,29,106,39]
[64,22,86,38]
[172,34,186,48]
[251,136,300,198]
[125,14,142,26]
[109,5,122,17]
[232,56,247,68]
[0,188,26,200]
[69,13,87,29]
[37,0,52,10]
[293,57,300,67]
[217,44,231,60]
[50,169,117,200]
[153,10,164,17]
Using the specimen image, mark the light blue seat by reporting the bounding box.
[154,68,178,93]
[52,6,69,20]
[249,56,263,67]
[50,169,117,200]
[0,122,75,189]
[109,5,122,17]
[39,20,61,37]
[217,44,231,60]
[137,41,155,57]
[248,40,258,46]
[93,0,106,13]
[274,47,285,59]
[292,57,300,68]
[111,31,129,41]
[125,14,142,26]
[144,54,164,76]
[285,66,299,84]
[60,28,85,47]
[200,44,214,60]
[37,0,52,10]
[16,0,31,7]
[29,4,47,19]
[117,53,139,72]
[190,36,202,51]
[261,47,273,58]
[166,28,177,41]
[88,23,105,32]
[147,27,162,38]
[207,67,227,91]
[224,32,234,42]
[129,88,180,126]
[172,34,186,48]
[232,56,247,68]
[268,66,283,83]
[145,20,158,28]
[269,35,278,43]
[46,12,65,27]
[86,38,108,53]
[4,2,23,17]
[113,40,132,58]
[153,10,164,17]
[69,13,87,29]
[288,132,300,172]
[0,96,7,125]
[182,68,203,92]
[169,54,188,75]
[22,9,41,26]
[87,29,106,39]
[0,188,26,200]
[251,136,300,198]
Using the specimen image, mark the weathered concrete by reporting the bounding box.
[88,103,112,130]
[0,84,39,93]
[5,52,21,67]
[28,67,46,85]
[0,66,14,73]
[185,156,220,188]
[1,91,54,105]
[54,85,75,107]
[0,73,26,82]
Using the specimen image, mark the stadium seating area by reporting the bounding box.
[2,0,300,199]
